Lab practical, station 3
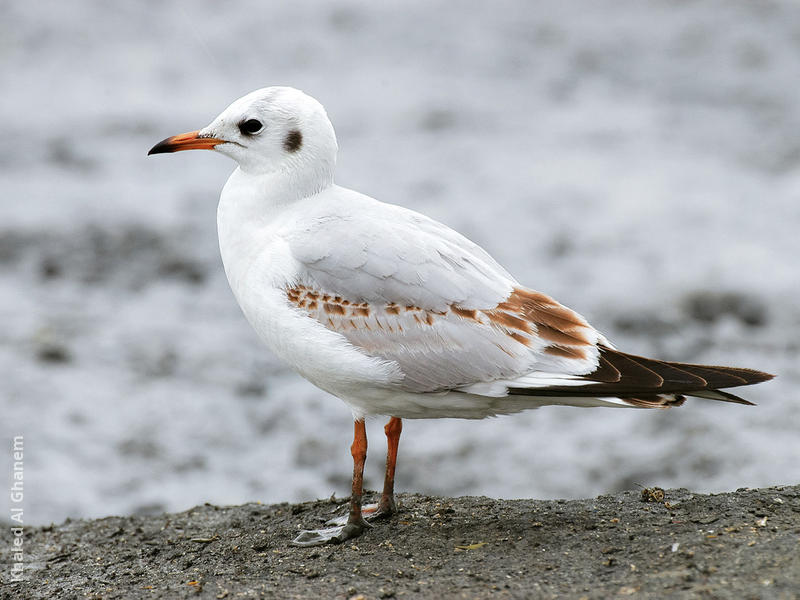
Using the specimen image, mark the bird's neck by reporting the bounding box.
[217,166,332,294]
[216,166,334,276]
[221,164,333,218]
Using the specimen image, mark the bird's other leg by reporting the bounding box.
[370,416,402,519]
[291,419,371,546]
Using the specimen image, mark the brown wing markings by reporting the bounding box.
[508,332,532,347]
[451,305,479,321]
[536,323,591,346]
[324,302,346,316]
[485,288,595,357]
[499,288,588,329]
[544,345,588,360]
[287,285,596,359]
[484,310,533,333]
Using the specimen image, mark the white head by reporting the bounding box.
[149,86,338,187]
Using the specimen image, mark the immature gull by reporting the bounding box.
[149,86,773,546]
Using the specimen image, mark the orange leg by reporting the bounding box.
[377,417,402,516]
[291,419,372,546]
[332,419,370,543]
[348,419,368,524]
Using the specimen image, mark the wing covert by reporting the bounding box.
[282,197,602,393]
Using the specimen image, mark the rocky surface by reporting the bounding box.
[3,485,799,599]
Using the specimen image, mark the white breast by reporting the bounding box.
[216,168,404,404]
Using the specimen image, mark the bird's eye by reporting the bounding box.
[238,119,264,136]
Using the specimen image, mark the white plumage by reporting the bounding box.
[202,89,606,419]
[149,86,772,545]
[219,167,609,418]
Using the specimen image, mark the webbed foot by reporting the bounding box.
[291,516,372,546]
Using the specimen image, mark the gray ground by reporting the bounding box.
[3,484,799,599]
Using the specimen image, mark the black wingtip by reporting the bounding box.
[753,370,776,384]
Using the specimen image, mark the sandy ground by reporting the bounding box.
[1,0,799,528]
[2,484,799,599]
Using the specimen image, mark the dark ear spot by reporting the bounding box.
[283,129,303,153]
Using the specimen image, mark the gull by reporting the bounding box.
[149,86,773,546]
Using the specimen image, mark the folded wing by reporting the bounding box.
[284,197,772,405]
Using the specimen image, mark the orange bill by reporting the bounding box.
[148,131,225,155]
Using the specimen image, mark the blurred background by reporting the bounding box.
[2,0,799,525]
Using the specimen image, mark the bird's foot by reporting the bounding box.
[291,496,399,546]
[291,515,371,547]
[373,495,397,519]
[322,500,397,528]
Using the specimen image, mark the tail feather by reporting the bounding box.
[507,346,773,408]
